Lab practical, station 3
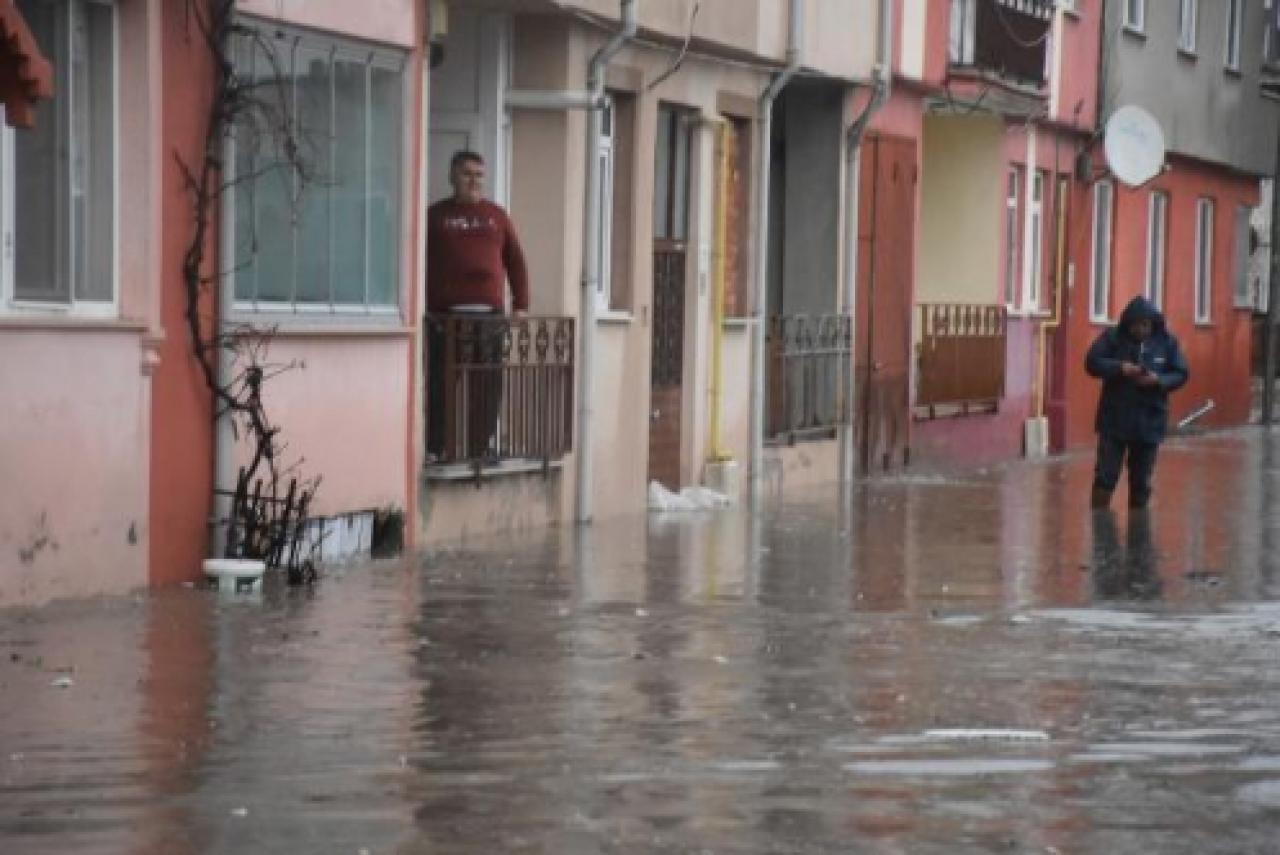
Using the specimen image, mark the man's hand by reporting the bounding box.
[1135,371,1161,388]
[1121,362,1143,378]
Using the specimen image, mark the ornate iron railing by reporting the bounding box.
[766,314,853,442]
[916,303,1006,413]
[950,0,1054,86]
[428,315,575,467]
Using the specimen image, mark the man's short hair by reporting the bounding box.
[451,150,484,172]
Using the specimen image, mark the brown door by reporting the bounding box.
[648,105,694,489]
[856,135,917,474]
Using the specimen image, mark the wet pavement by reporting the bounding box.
[4,430,1280,853]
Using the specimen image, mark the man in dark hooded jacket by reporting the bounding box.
[1085,296,1189,509]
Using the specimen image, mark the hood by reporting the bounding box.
[1118,295,1165,338]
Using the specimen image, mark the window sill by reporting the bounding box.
[1090,316,1113,326]
[1122,25,1147,40]
[1224,65,1243,79]
[1063,6,1082,20]
[722,317,751,330]
[1178,47,1199,61]
[597,311,633,325]
[424,458,564,481]
[0,315,145,334]
[224,317,412,338]
[1194,320,1214,328]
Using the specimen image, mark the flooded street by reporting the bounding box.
[4,430,1280,853]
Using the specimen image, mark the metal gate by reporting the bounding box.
[857,135,917,473]
[649,244,686,489]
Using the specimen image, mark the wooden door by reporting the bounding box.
[856,135,917,474]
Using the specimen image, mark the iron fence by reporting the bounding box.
[766,314,853,442]
[429,314,575,467]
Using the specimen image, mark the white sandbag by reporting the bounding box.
[647,481,730,512]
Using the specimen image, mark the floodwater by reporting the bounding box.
[4,430,1280,853]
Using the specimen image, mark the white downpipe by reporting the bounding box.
[839,0,894,486]
[749,0,804,507]
[575,0,637,524]
[213,130,237,558]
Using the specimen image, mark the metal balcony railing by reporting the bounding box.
[950,0,1054,87]
[766,314,853,442]
[916,303,1007,414]
[428,314,575,467]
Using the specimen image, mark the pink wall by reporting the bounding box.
[0,329,150,605]
[234,335,413,517]
[912,317,1037,469]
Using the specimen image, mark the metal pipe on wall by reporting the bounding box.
[576,0,638,523]
[749,0,803,507]
[838,0,894,486]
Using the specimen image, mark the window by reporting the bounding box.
[598,92,636,314]
[1,0,115,315]
[1004,169,1021,308]
[1145,191,1168,309]
[1091,181,1114,322]
[232,21,405,313]
[1267,0,1280,65]
[1179,0,1199,53]
[595,100,615,312]
[653,104,694,243]
[1025,170,1047,311]
[1235,204,1255,307]
[1195,197,1215,323]
[1125,0,1146,32]
[1226,0,1244,70]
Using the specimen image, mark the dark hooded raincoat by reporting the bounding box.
[1084,296,1189,444]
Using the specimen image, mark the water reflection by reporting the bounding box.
[1092,509,1162,602]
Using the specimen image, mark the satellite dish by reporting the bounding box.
[1104,105,1166,187]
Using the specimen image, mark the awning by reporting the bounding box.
[0,0,53,129]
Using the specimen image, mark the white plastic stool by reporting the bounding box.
[203,558,267,593]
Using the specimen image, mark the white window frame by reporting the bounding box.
[1145,190,1168,309]
[1226,0,1244,71]
[1024,169,1046,312]
[1195,197,1215,324]
[595,99,615,313]
[1,0,118,319]
[1124,0,1146,33]
[1004,168,1020,309]
[1179,0,1199,54]
[229,18,407,318]
[1091,180,1114,323]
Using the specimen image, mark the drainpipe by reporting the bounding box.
[749,0,803,507]
[838,0,893,486]
[213,143,237,557]
[575,0,637,524]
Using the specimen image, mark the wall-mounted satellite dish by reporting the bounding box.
[1104,105,1166,187]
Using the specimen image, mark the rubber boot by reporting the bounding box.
[1090,487,1113,510]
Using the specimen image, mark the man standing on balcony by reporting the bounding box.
[427,150,530,463]
[1085,296,1189,510]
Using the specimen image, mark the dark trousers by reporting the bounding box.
[427,313,505,461]
[1093,434,1159,507]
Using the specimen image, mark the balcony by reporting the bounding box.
[427,315,575,476]
[949,0,1054,89]
[766,314,853,443]
[916,303,1006,418]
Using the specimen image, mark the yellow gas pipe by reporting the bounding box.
[708,120,733,462]
[1036,178,1069,420]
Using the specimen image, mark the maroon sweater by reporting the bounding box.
[427,199,530,313]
